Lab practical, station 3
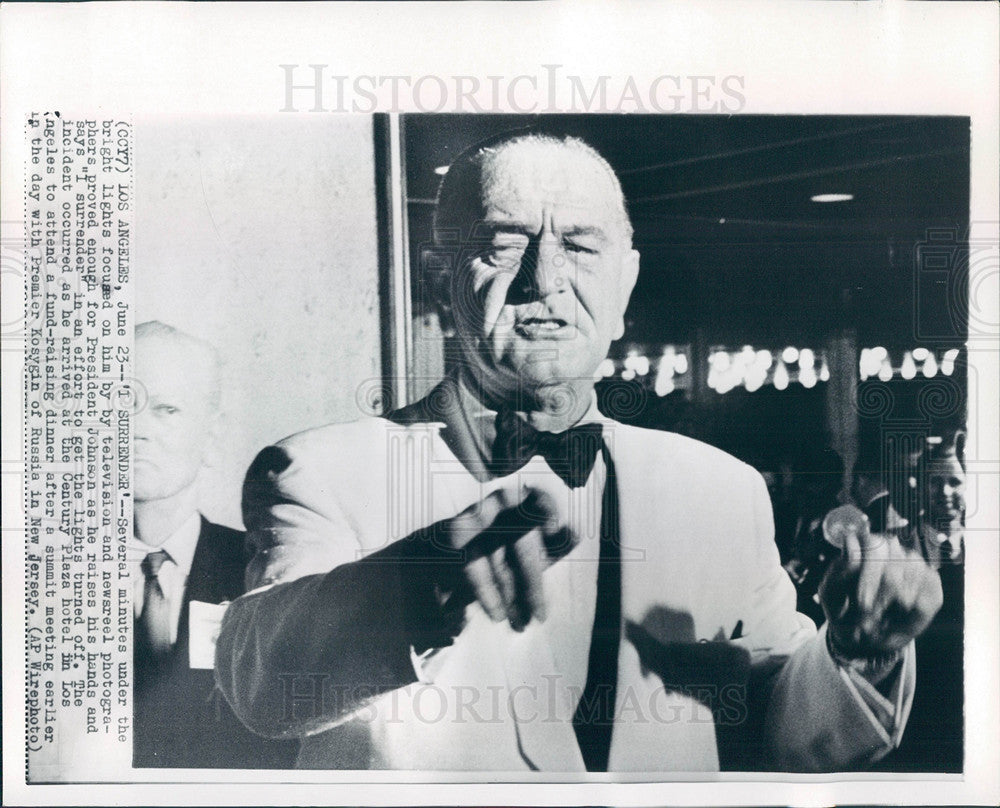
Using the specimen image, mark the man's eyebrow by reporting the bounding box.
[473,223,611,240]
[472,221,534,239]
[561,225,609,240]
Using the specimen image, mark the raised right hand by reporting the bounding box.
[444,485,574,630]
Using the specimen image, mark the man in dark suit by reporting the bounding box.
[875,433,966,772]
[131,321,295,768]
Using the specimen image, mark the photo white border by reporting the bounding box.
[2,2,997,805]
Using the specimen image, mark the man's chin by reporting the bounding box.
[503,362,587,387]
[466,348,596,403]
[502,367,596,415]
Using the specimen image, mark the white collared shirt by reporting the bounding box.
[127,512,202,646]
[411,372,614,698]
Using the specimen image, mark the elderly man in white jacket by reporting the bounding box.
[215,130,942,773]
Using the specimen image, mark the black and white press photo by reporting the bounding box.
[131,112,970,774]
[4,4,997,805]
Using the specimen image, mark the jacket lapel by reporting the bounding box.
[502,622,587,772]
[387,374,493,482]
[178,519,244,653]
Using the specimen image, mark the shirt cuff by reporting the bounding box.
[410,644,451,684]
[827,630,916,745]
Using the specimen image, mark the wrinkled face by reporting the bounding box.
[448,141,639,405]
[134,335,217,502]
[926,455,966,526]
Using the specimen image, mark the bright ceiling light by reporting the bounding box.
[810,193,854,203]
[434,165,449,176]
[800,365,818,389]
[773,360,790,391]
[655,373,675,397]
[711,351,731,372]
[878,358,893,382]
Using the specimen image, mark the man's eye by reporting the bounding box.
[484,246,524,268]
[563,240,599,255]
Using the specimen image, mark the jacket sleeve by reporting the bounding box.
[213,444,456,739]
[735,469,916,771]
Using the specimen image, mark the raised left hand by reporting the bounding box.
[818,507,943,660]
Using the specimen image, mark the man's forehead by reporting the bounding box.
[137,334,217,399]
[138,332,212,366]
[479,140,622,213]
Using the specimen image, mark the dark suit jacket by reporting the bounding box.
[133,517,297,769]
[873,555,964,773]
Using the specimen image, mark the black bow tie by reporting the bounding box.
[491,409,603,488]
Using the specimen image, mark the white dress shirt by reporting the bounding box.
[412,373,609,699]
[127,511,202,646]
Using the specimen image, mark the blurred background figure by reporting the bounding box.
[917,431,966,565]
[875,430,965,772]
[131,321,295,769]
[780,446,845,625]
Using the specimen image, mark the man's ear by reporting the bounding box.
[612,249,640,341]
[423,245,456,337]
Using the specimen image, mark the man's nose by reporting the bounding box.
[512,236,567,302]
[534,237,569,297]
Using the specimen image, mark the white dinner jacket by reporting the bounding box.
[217,411,914,772]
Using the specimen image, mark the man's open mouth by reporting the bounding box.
[514,317,571,338]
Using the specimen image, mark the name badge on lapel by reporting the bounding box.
[188,600,229,669]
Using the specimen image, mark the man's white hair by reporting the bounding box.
[433,130,634,244]
[136,320,221,411]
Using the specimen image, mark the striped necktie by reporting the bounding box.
[137,550,172,659]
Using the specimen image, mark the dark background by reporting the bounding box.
[403,114,969,473]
